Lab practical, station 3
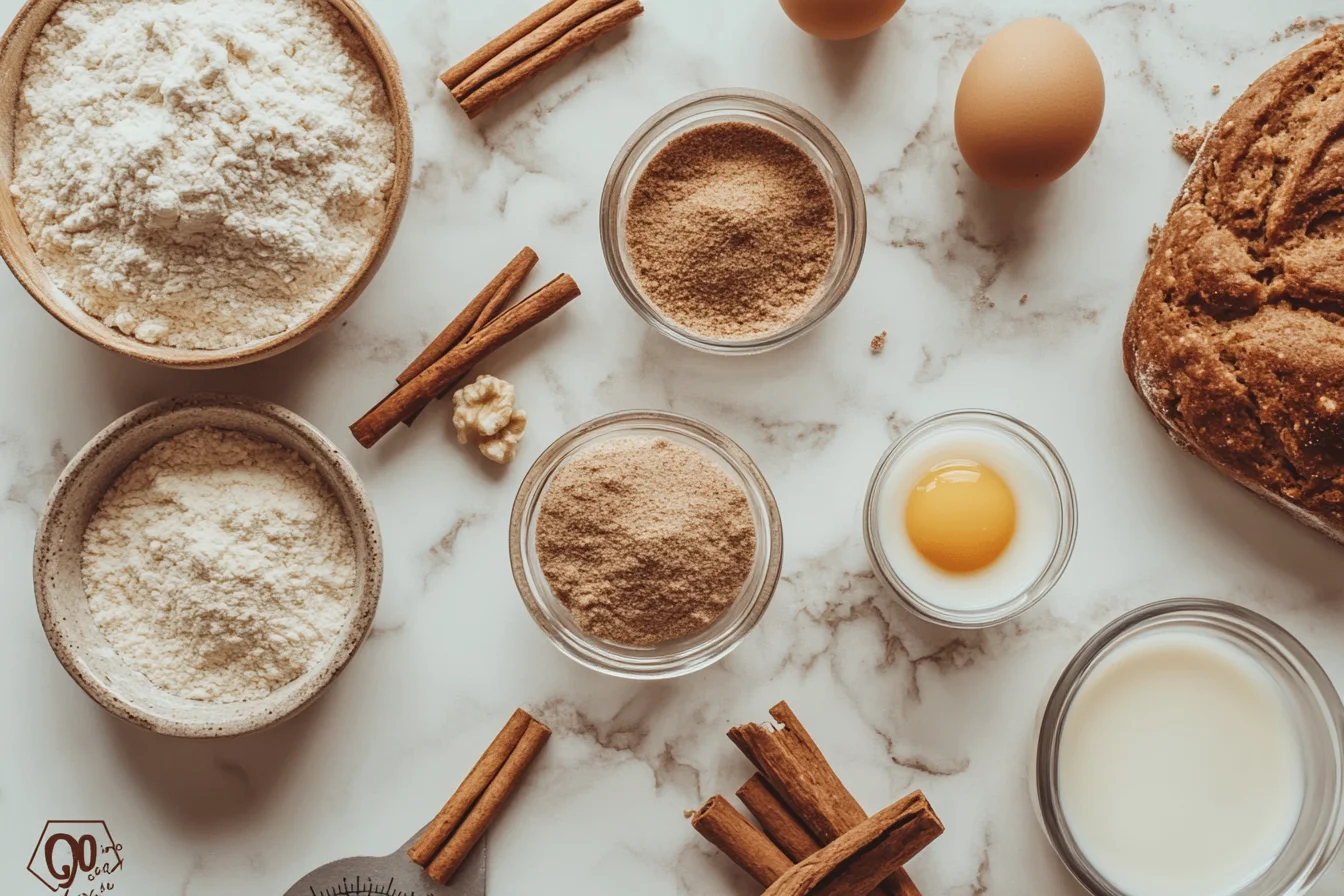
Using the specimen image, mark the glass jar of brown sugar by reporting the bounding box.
[600,89,866,355]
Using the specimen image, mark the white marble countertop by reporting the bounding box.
[5,0,1344,893]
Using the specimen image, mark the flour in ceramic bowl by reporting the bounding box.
[80,427,356,702]
[10,0,397,350]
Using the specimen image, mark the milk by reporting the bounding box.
[1058,631,1305,896]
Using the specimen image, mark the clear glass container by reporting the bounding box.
[509,410,783,679]
[1032,601,1344,896]
[1033,599,1344,896]
[599,88,866,354]
[864,409,1077,628]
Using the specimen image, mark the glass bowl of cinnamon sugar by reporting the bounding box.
[509,410,783,679]
[600,89,866,354]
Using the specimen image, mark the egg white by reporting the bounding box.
[876,426,1058,611]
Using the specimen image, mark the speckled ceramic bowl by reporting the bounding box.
[33,394,382,738]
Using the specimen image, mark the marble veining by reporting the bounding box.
[6,0,1344,893]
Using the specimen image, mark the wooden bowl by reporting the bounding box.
[0,0,413,369]
[33,394,383,738]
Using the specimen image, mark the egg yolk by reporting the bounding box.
[905,460,1016,574]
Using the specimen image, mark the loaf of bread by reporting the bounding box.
[1124,27,1344,542]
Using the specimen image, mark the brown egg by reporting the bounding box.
[779,0,906,41]
[954,18,1105,190]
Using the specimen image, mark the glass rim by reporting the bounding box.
[863,409,1077,628]
[1034,598,1344,896]
[598,88,867,355]
[508,409,784,679]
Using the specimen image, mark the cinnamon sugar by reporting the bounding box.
[534,436,756,647]
[624,122,837,339]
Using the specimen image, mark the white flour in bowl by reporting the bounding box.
[10,0,397,350]
[80,427,356,703]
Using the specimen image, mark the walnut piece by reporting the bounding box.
[452,375,516,444]
[479,410,527,464]
[451,375,527,464]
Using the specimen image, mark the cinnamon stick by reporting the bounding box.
[760,792,943,896]
[408,708,533,866]
[738,774,822,863]
[452,0,626,100]
[690,795,793,887]
[425,717,552,884]
[432,248,528,390]
[398,247,538,386]
[401,247,538,427]
[351,273,581,448]
[465,266,526,340]
[729,702,923,896]
[441,0,645,119]
[441,0,578,90]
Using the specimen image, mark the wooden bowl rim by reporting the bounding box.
[0,0,414,370]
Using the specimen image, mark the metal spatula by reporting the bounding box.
[282,829,485,896]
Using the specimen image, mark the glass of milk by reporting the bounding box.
[1033,599,1344,896]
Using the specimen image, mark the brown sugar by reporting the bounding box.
[624,122,837,339]
[534,436,757,647]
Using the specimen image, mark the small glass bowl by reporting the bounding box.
[1033,599,1344,896]
[863,409,1077,628]
[509,410,783,679]
[599,88,866,355]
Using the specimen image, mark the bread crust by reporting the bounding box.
[1124,27,1344,542]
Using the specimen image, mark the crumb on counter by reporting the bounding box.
[1211,84,1221,95]
[870,331,887,354]
[1172,124,1210,162]
[1020,294,1028,305]
[1274,16,1327,42]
